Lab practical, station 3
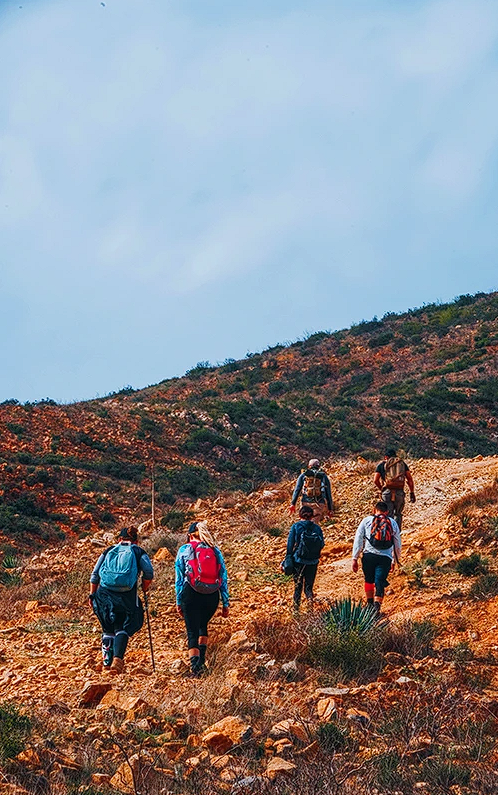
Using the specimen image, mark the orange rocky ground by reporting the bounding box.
[1,455,498,793]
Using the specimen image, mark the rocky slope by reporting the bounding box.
[1,291,498,552]
[1,454,498,793]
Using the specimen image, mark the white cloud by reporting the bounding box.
[1,0,498,399]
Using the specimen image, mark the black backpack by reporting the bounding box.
[296,522,323,560]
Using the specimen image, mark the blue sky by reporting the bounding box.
[1,0,497,403]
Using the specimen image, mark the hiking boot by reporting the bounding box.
[109,657,124,675]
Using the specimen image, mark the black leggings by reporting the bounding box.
[293,563,318,606]
[362,553,392,598]
[180,584,220,649]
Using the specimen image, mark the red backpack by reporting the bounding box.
[186,541,221,594]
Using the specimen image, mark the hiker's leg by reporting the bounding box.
[381,489,395,519]
[181,585,203,672]
[113,630,129,660]
[373,556,392,610]
[197,591,219,666]
[361,554,376,604]
[312,501,326,522]
[394,490,405,530]
[293,565,305,609]
[303,563,318,607]
[101,633,115,668]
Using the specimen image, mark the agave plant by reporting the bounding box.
[325,597,384,635]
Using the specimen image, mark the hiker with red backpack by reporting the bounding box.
[175,521,229,677]
[89,526,154,674]
[285,504,325,611]
[289,458,333,522]
[351,501,401,614]
[374,449,415,531]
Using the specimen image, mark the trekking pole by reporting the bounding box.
[143,591,156,672]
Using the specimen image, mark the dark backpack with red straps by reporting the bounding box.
[186,540,221,594]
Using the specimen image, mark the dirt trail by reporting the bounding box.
[0,455,497,711]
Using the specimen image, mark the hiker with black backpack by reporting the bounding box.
[285,504,325,611]
[175,521,229,677]
[351,501,401,614]
[374,449,415,531]
[289,458,333,522]
[89,526,154,674]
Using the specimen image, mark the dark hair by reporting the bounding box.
[119,526,138,541]
[375,501,389,513]
[299,505,314,519]
[385,448,397,458]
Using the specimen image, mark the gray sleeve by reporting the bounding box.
[139,552,154,580]
[90,553,105,585]
[291,474,305,505]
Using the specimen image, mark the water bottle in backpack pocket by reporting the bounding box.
[99,544,140,591]
[296,524,323,560]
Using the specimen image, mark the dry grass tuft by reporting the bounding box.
[448,478,498,516]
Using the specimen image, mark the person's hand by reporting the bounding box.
[289,504,296,514]
[176,604,183,616]
[87,595,94,608]
[410,493,416,503]
[352,559,358,573]
[390,562,395,573]
[222,606,229,618]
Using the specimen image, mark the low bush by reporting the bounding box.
[470,573,498,598]
[0,703,32,761]
[160,510,188,532]
[448,478,498,516]
[305,598,384,681]
[455,553,489,576]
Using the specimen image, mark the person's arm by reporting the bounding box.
[286,525,297,557]
[392,520,402,565]
[406,470,415,500]
[317,524,325,550]
[89,553,105,605]
[323,475,333,512]
[374,471,383,492]
[290,474,305,507]
[174,546,187,608]
[138,550,154,591]
[352,519,368,563]
[216,549,230,610]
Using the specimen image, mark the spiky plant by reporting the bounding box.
[325,597,384,635]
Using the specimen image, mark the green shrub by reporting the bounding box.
[470,573,498,598]
[160,510,187,532]
[382,618,439,658]
[306,598,383,680]
[455,553,489,577]
[317,721,349,752]
[0,703,32,761]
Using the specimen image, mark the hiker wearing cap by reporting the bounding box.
[175,521,229,677]
[351,501,401,614]
[286,505,325,611]
[89,526,154,674]
[374,449,415,531]
[289,459,333,522]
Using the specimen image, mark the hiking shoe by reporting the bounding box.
[110,657,124,675]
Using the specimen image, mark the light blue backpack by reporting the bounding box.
[99,544,139,592]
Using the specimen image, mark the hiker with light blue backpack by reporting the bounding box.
[89,526,154,674]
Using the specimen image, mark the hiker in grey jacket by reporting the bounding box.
[89,526,153,674]
[289,458,333,522]
[351,501,401,614]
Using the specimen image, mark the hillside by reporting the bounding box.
[0,456,498,793]
[1,290,498,550]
